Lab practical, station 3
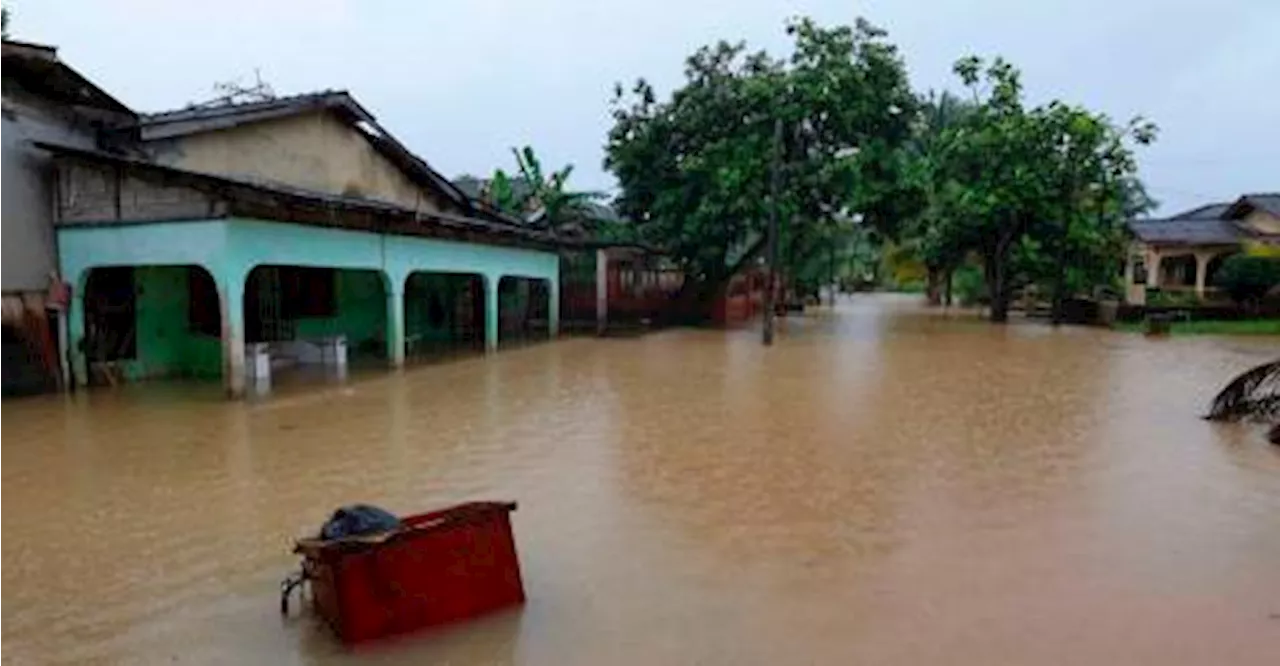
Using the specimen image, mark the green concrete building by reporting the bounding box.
[47,138,560,398]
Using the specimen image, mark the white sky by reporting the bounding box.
[10,0,1279,214]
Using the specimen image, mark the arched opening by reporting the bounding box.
[81,264,221,385]
[403,271,486,362]
[243,265,388,367]
[498,276,551,347]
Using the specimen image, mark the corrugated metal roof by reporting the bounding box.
[137,90,480,219]
[36,141,559,249]
[139,91,371,136]
[2,39,135,116]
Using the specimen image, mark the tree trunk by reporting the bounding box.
[943,269,954,307]
[1050,279,1064,325]
[1049,246,1067,325]
[987,223,1019,324]
[925,265,942,306]
[990,260,1010,323]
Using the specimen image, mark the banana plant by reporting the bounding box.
[509,146,604,236]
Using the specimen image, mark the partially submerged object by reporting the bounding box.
[281,502,525,644]
[1205,359,1280,444]
[1144,312,1174,336]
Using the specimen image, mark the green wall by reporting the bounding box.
[498,277,550,341]
[404,272,477,347]
[126,266,221,380]
[60,218,562,395]
[293,270,387,358]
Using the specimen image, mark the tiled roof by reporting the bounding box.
[1128,218,1246,245]
[1170,202,1230,219]
[1229,193,1280,218]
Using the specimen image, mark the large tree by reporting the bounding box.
[1020,101,1156,321]
[605,17,915,317]
[916,57,1155,322]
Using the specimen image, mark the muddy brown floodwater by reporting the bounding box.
[4,294,1279,665]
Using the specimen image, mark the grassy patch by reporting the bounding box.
[886,280,927,294]
[1115,318,1280,336]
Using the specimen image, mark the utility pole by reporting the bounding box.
[763,117,783,346]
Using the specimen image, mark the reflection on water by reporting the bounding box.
[4,294,1279,665]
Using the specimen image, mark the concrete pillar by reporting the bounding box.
[484,274,500,352]
[595,248,608,336]
[220,275,246,399]
[1123,251,1143,305]
[1145,249,1161,288]
[386,285,405,368]
[67,291,88,387]
[1194,252,1212,297]
[548,276,560,338]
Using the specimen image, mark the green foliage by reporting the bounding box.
[487,169,523,214]
[951,264,987,306]
[880,239,927,287]
[1213,256,1280,306]
[489,146,604,238]
[898,56,1155,322]
[1146,289,1201,308]
[605,16,914,300]
[831,224,881,284]
[899,91,975,267]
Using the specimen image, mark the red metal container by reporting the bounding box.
[296,501,525,644]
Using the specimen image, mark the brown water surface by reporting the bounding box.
[4,294,1279,665]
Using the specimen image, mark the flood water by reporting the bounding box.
[4,294,1279,665]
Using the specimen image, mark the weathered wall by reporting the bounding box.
[1,87,100,290]
[146,110,456,214]
[55,161,219,224]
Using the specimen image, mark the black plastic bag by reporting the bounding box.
[319,504,400,541]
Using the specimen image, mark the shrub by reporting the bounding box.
[1146,289,1201,308]
[1213,255,1280,307]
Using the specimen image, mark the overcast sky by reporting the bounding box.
[10,0,1278,215]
